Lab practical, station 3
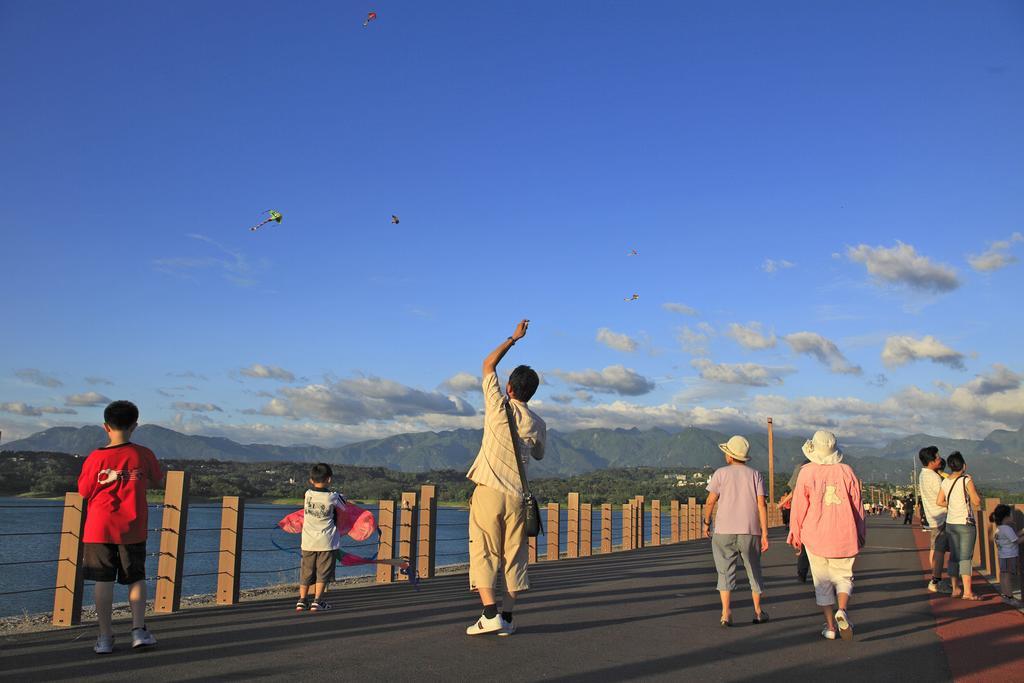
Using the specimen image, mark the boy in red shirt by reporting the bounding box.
[78,400,164,654]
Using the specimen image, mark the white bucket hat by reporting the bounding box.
[718,435,751,462]
[802,430,843,464]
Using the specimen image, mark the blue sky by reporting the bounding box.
[2,1,1023,446]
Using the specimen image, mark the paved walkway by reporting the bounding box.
[3,518,1019,682]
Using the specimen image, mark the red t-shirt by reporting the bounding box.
[78,443,163,544]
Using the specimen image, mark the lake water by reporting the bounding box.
[0,497,665,617]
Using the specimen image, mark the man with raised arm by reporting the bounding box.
[465,319,546,637]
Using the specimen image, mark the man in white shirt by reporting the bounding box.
[918,446,950,593]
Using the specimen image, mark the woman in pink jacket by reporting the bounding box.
[788,430,866,641]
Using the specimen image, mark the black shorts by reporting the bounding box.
[300,550,336,586]
[83,542,148,585]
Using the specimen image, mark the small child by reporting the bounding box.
[297,463,345,612]
[77,400,164,654]
[990,504,1024,605]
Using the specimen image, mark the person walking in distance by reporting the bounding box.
[465,320,546,636]
[788,431,866,641]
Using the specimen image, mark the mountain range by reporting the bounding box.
[4,424,1023,488]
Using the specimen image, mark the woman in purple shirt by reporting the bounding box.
[704,435,770,627]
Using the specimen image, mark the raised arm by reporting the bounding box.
[483,319,529,375]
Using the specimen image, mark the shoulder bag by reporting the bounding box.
[505,401,543,537]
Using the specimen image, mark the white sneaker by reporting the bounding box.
[821,627,836,640]
[497,618,516,636]
[834,610,853,640]
[94,635,114,654]
[131,627,157,648]
[466,613,504,635]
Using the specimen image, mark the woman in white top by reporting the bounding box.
[936,452,982,600]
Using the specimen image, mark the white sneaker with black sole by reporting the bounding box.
[131,627,157,649]
[466,613,505,635]
[834,609,853,640]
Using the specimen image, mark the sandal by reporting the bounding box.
[961,594,983,601]
[720,617,732,628]
[752,610,769,624]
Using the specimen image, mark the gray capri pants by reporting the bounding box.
[711,533,764,593]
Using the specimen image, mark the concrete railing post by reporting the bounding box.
[52,492,86,627]
[155,471,190,614]
[547,502,560,560]
[417,485,437,580]
[600,504,612,554]
[216,496,244,605]
[671,500,680,543]
[580,503,592,557]
[397,492,418,582]
[567,492,580,559]
[376,500,396,583]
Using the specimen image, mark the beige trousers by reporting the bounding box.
[468,484,530,592]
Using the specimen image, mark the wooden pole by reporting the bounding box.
[529,536,538,564]
[155,471,190,613]
[622,502,632,550]
[417,485,437,579]
[547,502,560,560]
[567,492,580,558]
[767,417,775,506]
[216,496,244,605]
[635,496,645,549]
[670,500,680,543]
[376,500,396,583]
[52,492,86,626]
[580,503,592,557]
[600,504,612,554]
[397,491,417,582]
[687,497,698,540]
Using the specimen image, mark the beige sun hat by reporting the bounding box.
[718,435,751,462]
[802,430,843,464]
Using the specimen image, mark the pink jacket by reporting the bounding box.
[787,462,866,558]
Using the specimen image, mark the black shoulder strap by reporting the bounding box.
[504,401,530,498]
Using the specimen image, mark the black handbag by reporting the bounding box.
[505,402,543,537]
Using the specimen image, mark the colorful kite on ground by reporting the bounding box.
[391,214,400,224]
[250,210,283,232]
[624,293,639,302]
[363,11,377,27]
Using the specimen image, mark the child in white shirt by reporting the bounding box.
[990,504,1024,605]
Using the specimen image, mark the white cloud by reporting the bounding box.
[439,372,482,394]
[168,371,208,381]
[65,392,111,407]
[762,259,795,273]
[881,335,966,370]
[726,322,777,350]
[662,302,698,316]
[84,376,114,386]
[0,402,78,417]
[847,242,960,292]
[246,375,478,425]
[154,233,266,288]
[968,232,1023,272]
[239,364,296,382]
[596,328,639,353]
[15,369,62,388]
[962,364,1020,396]
[171,402,224,413]
[677,323,714,356]
[784,332,862,375]
[691,359,794,386]
[552,365,656,396]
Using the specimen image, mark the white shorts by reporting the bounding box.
[805,548,855,606]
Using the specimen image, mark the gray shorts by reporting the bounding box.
[300,550,336,586]
[711,533,764,594]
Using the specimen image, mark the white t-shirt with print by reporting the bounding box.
[301,488,344,551]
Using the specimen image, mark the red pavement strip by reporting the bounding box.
[911,526,1024,682]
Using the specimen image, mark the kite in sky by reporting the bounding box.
[250,210,283,232]
[624,293,639,302]
[391,214,400,224]
[363,11,377,27]
[628,249,639,256]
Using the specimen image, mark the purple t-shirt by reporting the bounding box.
[708,464,765,535]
